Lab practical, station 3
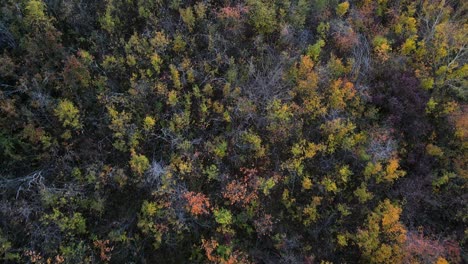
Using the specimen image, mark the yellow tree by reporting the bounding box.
[356,199,407,264]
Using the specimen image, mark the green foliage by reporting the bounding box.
[194,2,207,20]
[354,183,374,203]
[213,140,228,158]
[24,0,48,25]
[137,200,167,249]
[214,208,233,225]
[0,231,19,261]
[100,1,118,33]
[241,130,266,158]
[107,106,133,151]
[306,39,325,62]
[180,7,196,32]
[321,118,358,153]
[432,171,456,191]
[172,34,186,53]
[43,209,87,235]
[259,177,276,195]
[204,164,219,181]
[247,0,277,34]
[288,0,310,28]
[302,196,322,226]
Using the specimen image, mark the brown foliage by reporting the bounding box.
[93,240,113,262]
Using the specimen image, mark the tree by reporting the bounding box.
[247,0,277,34]
[336,1,350,17]
[129,152,149,176]
[54,99,82,130]
[183,191,211,216]
[356,199,407,264]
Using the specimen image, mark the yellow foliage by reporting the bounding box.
[435,257,449,264]
[169,64,182,89]
[143,116,156,131]
[356,199,407,264]
[337,234,348,246]
[329,79,356,110]
[150,53,163,74]
[336,1,350,17]
[302,196,322,226]
[54,99,82,130]
[373,36,392,61]
[302,177,313,190]
[384,158,406,183]
[151,31,170,49]
[426,144,444,157]
[401,36,417,55]
[167,90,179,106]
[296,55,319,95]
[130,152,150,176]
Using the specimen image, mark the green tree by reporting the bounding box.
[247,0,277,34]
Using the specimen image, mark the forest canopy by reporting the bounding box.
[0,0,467,263]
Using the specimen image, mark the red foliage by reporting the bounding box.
[403,231,461,263]
[443,240,462,263]
[333,27,358,52]
[62,55,90,88]
[254,214,274,236]
[223,168,259,206]
[217,5,248,20]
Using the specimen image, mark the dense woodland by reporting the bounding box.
[0,0,467,263]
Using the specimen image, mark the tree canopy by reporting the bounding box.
[0,0,466,263]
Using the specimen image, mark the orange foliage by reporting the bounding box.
[450,105,468,141]
[202,238,219,262]
[329,78,356,110]
[296,55,319,94]
[183,191,211,216]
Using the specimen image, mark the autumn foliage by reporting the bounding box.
[0,0,466,263]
